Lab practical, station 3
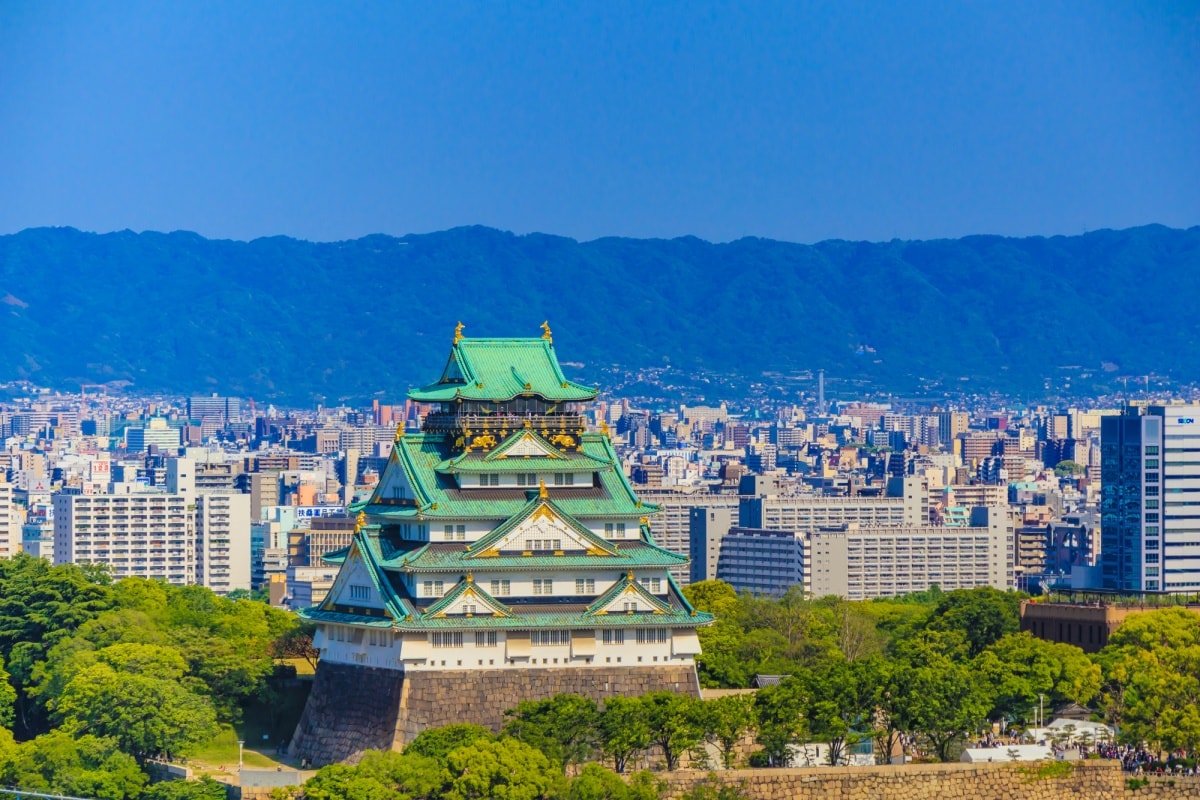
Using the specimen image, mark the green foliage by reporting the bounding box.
[52,659,219,760]
[563,764,661,800]
[142,777,230,800]
[1053,460,1085,477]
[1096,608,1200,754]
[503,693,599,770]
[597,696,651,774]
[639,692,703,772]
[1019,760,1074,781]
[443,737,563,800]
[0,730,147,800]
[404,724,495,760]
[974,632,1101,722]
[696,694,756,768]
[926,587,1022,658]
[303,750,449,800]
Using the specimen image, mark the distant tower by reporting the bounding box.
[818,369,826,415]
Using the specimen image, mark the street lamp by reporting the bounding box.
[238,740,245,774]
[1038,694,1044,730]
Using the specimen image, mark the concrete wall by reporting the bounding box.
[289,661,701,766]
[662,761,1200,800]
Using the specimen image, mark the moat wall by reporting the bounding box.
[289,662,701,765]
[661,761,1198,800]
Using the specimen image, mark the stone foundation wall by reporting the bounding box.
[290,662,701,765]
[662,761,1126,800]
[662,761,1200,800]
[288,662,405,765]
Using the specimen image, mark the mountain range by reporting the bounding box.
[0,224,1197,404]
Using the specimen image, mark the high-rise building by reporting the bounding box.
[1100,404,1200,592]
[196,493,251,594]
[125,418,181,453]
[0,481,19,558]
[53,491,196,584]
[289,329,712,766]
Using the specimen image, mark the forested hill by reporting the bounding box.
[0,224,1197,402]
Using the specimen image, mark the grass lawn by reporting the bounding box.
[189,725,282,770]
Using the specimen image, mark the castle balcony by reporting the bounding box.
[421,412,587,435]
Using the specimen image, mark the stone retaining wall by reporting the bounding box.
[661,761,1200,800]
[289,662,701,765]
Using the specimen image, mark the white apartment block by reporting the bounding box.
[53,492,196,584]
[716,507,1014,600]
[196,493,251,594]
[0,481,19,558]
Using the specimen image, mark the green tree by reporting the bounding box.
[892,633,994,761]
[302,750,448,800]
[52,661,218,760]
[0,655,17,729]
[503,693,598,770]
[598,696,651,773]
[564,764,662,800]
[0,731,146,800]
[753,679,807,766]
[641,692,703,772]
[697,694,756,768]
[443,737,563,800]
[404,723,495,760]
[974,632,1100,723]
[926,587,1022,658]
[142,777,230,800]
[1053,460,1085,477]
[1095,608,1200,755]
[683,581,742,619]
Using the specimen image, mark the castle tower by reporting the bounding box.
[289,325,711,764]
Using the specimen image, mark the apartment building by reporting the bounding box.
[53,490,196,584]
[715,507,1014,600]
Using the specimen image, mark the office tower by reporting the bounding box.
[1100,405,1200,592]
[125,418,181,453]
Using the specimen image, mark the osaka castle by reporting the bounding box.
[290,324,712,765]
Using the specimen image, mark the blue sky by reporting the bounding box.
[0,1,1196,243]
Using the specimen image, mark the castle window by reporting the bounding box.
[491,579,511,596]
[602,630,624,645]
[444,524,466,541]
[478,474,499,487]
[422,580,445,597]
[349,584,371,601]
[431,632,464,648]
[517,473,537,486]
[575,578,596,594]
[533,579,553,596]
[475,631,498,647]
[640,578,662,593]
[554,473,574,486]
[463,604,478,615]
[635,628,669,644]
[532,630,568,646]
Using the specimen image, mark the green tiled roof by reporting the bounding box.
[435,451,611,474]
[377,540,688,573]
[409,337,597,403]
[365,432,656,520]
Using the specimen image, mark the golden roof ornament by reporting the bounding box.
[540,321,552,342]
[538,480,549,499]
[355,511,366,532]
[453,321,465,344]
[394,424,405,442]
[599,420,610,438]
